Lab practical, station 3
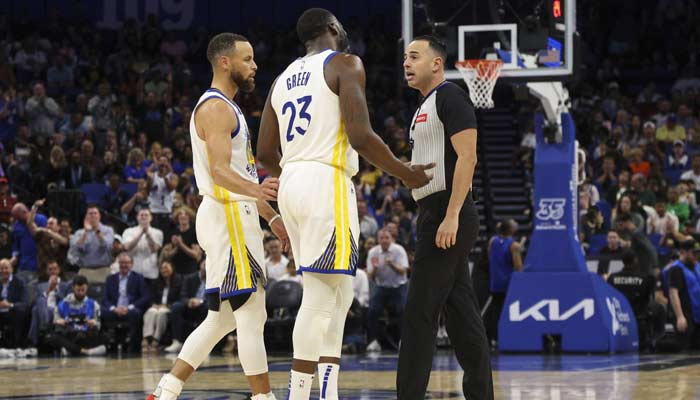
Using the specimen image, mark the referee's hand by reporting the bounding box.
[401,163,435,189]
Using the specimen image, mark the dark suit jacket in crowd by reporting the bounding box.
[150,273,183,306]
[180,272,204,303]
[36,280,72,302]
[2,275,29,308]
[102,271,150,312]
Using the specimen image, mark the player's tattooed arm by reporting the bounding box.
[197,99,277,201]
[258,78,282,177]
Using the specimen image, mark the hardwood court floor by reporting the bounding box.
[1,351,700,399]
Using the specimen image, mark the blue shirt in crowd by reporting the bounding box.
[12,213,47,272]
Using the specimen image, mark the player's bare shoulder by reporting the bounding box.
[194,97,238,140]
[324,53,365,93]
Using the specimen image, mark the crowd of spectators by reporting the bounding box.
[2,0,700,356]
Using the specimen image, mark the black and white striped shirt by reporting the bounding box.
[409,81,477,201]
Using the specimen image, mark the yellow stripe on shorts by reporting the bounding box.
[332,121,351,271]
[222,192,251,291]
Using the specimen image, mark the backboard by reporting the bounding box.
[402,0,576,81]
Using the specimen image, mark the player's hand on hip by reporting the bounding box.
[435,216,458,249]
[257,178,279,201]
[270,218,291,253]
[402,163,435,189]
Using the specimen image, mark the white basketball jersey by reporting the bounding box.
[190,88,259,202]
[271,50,359,177]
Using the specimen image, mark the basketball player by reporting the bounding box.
[257,8,434,400]
[148,33,285,400]
[398,36,493,399]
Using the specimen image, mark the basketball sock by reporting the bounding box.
[152,373,183,400]
[266,392,277,399]
[287,370,314,400]
[318,363,339,400]
[251,393,273,400]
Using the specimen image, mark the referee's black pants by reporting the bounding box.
[397,193,493,400]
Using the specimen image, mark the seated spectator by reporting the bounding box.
[665,140,690,185]
[656,114,686,144]
[50,275,107,356]
[142,260,182,353]
[681,155,700,192]
[66,150,93,189]
[344,263,370,354]
[122,209,163,283]
[69,205,115,283]
[161,209,201,275]
[648,199,681,235]
[358,199,378,240]
[11,202,47,283]
[165,258,207,353]
[366,229,409,352]
[264,237,289,281]
[660,240,700,351]
[677,180,699,215]
[97,150,124,184]
[666,187,691,230]
[124,148,148,184]
[631,173,656,207]
[685,128,700,157]
[628,149,650,178]
[28,260,71,345]
[607,252,660,349]
[101,252,150,354]
[600,230,625,256]
[0,259,28,348]
[612,194,645,233]
[101,174,131,217]
[0,228,12,260]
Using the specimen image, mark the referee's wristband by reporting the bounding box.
[269,214,282,225]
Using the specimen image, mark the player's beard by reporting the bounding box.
[232,69,255,93]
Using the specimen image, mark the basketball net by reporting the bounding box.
[455,60,503,109]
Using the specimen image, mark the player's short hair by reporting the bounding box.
[206,33,249,65]
[413,35,447,61]
[296,8,336,44]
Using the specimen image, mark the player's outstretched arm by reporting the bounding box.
[257,79,282,177]
[329,54,433,189]
[197,99,278,201]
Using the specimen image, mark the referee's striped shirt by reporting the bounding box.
[409,81,477,201]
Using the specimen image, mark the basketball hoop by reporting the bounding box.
[455,60,503,109]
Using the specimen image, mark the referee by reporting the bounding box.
[397,35,493,400]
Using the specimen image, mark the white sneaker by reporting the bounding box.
[164,340,182,353]
[25,348,38,357]
[85,345,106,356]
[366,340,382,352]
[61,348,70,357]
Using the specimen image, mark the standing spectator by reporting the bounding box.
[24,83,60,138]
[46,55,74,96]
[122,209,163,282]
[483,220,523,345]
[147,156,178,233]
[0,85,20,147]
[666,140,690,185]
[667,187,691,230]
[68,205,115,283]
[10,202,47,283]
[66,150,93,189]
[366,229,409,352]
[124,148,148,183]
[600,230,625,256]
[160,209,201,275]
[51,275,107,356]
[100,173,130,217]
[264,237,289,281]
[102,252,150,354]
[595,155,618,199]
[648,200,681,236]
[165,258,207,353]
[615,213,658,276]
[121,179,150,224]
[358,199,378,240]
[142,260,181,353]
[656,114,686,144]
[0,259,29,348]
[28,200,69,276]
[28,260,71,345]
[87,81,116,146]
